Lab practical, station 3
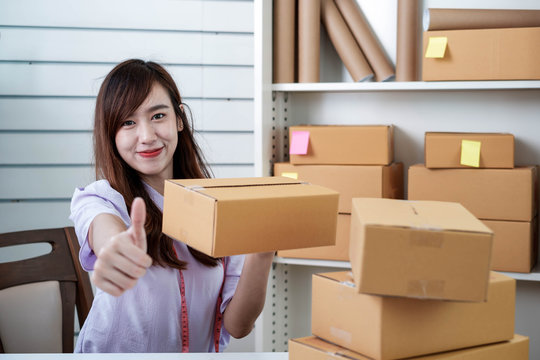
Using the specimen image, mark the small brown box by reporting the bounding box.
[349,198,493,302]
[408,164,537,222]
[422,27,540,81]
[289,334,529,360]
[273,162,403,213]
[289,125,393,165]
[483,218,538,273]
[311,271,515,360]
[425,132,514,169]
[278,214,350,261]
[163,177,338,257]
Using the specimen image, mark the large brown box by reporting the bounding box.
[425,132,514,169]
[289,334,529,360]
[163,177,338,257]
[278,214,350,261]
[408,164,537,222]
[273,162,403,213]
[349,198,493,302]
[311,271,515,360]
[483,218,538,273]
[289,125,393,165]
[422,27,540,81]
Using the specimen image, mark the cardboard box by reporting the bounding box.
[422,27,540,81]
[289,125,393,165]
[162,177,339,257]
[289,334,529,360]
[408,164,537,222]
[278,214,350,261]
[425,132,514,169]
[311,271,515,360]
[349,198,493,301]
[483,218,538,273]
[273,162,403,213]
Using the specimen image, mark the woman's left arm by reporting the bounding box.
[223,251,275,338]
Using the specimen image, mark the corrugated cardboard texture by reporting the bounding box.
[274,162,404,213]
[408,164,537,222]
[349,198,493,301]
[289,125,393,165]
[278,214,350,261]
[425,132,514,169]
[422,27,540,81]
[311,271,515,360]
[289,334,529,360]
[483,218,538,273]
[163,177,339,257]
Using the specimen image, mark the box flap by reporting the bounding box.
[352,198,492,234]
[292,336,371,360]
[167,176,300,189]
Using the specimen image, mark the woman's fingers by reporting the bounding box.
[94,230,152,296]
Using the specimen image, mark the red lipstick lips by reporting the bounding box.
[138,148,163,158]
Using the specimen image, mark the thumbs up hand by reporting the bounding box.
[91,197,153,297]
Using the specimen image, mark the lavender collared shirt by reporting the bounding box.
[70,180,245,353]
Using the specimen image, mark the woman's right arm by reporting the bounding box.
[88,198,152,297]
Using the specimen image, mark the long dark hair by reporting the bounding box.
[94,59,219,269]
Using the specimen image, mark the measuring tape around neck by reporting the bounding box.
[172,247,227,353]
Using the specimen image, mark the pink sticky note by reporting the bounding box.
[290,131,310,155]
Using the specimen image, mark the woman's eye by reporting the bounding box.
[122,120,136,127]
[152,113,165,120]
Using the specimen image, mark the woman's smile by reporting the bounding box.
[138,147,164,158]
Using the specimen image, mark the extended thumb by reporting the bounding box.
[130,197,147,250]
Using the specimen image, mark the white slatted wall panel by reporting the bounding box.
[0,0,255,233]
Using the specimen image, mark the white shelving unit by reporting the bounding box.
[254,0,540,357]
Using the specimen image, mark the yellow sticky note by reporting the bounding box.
[281,172,298,179]
[461,140,481,167]
[425,37,448,58]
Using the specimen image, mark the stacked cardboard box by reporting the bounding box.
[409,132,538,273]
[275,125,403,261]
[289,198,528,360]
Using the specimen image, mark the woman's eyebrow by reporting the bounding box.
[146,104,170,113]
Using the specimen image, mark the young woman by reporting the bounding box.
[70,59,274,352]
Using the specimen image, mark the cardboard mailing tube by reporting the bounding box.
[273,0,296,83]
[335,0,395,82]
[396,0,420,81]
[298,0,320,82]
[321,0,373,82]
[424,8,540,31]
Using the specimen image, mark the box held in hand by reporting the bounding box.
[163,176,339,257]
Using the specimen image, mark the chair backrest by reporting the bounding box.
[0,227,93,353]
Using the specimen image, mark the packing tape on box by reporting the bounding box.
[410,230,444,248]
[330,327,352,345]
[407,279,445,298]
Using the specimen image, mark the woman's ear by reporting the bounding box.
[178,104,185,131]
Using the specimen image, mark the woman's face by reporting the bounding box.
[115,82,180,192]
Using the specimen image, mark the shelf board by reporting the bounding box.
[274,257,540,281]
[273,256,351,269]
[272,80,540,93]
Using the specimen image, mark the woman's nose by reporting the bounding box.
[138,121,157,143]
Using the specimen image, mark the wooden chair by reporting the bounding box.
[0,227,93,353]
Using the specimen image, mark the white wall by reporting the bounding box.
[0,0,256,233]
[0,0,256,352]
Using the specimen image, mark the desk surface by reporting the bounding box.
[0,353,288,360]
